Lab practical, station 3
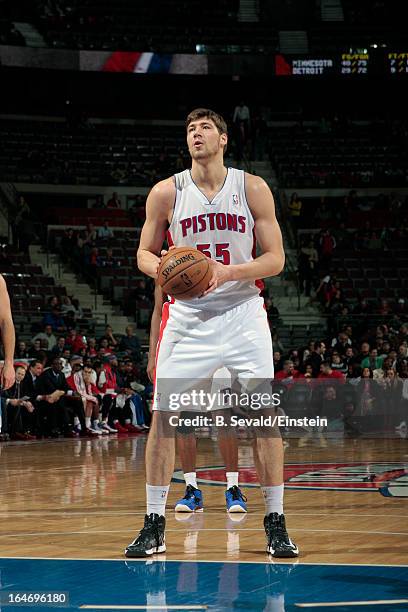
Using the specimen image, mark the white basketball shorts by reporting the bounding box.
[153,295,274,411]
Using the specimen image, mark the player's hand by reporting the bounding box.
[147,358,156,383]
[201,259,233,297]
[160,245,177,257]
[1,362,15,390]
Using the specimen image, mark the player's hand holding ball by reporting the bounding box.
[201,258,233,296]
[158,246,216,299]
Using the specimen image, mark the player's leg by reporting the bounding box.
[125,301,221,557]
[224,297,298,556]
[174,428,203,512]
[211,369,247,512]
[125,411,175,557]
[214,408,247,512]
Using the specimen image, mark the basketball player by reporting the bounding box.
[147,283,247,513]
[0,274,16,390]
[125,108,298,558]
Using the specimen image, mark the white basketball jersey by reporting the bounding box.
[168,167,262,310]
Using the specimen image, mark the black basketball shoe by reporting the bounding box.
[264,512,299,557]
[125,513,166,557]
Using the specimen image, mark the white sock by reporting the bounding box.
[146,484,169,516]
[184,472,197,488]
[262,484,284,515]
[92,419,99,429]
[74,417,80,426]
[85,417,91,428]
[226,471,239,489]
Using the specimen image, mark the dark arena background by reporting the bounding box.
[0,1,407,610]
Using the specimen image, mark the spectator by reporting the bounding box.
[15,341,30,359]
[331,331,352,354]
[233,100,250,161]
[115,360,147,431]
[275,360,299,382]
[42,306,66,333]
[318,361,345,382]
[361,348,384,370]
[98,221,114,241]
[98,338,114,356]
[100,248,119,268]
[50,336,66,358]
[28,339,44,359]
[32,324,57,351]
[331,353,347,374]
[305,341,327,376]
[271,331,285,354]
[383,368,404,428]
[66,365,106,435]
[24,360,43,396]
[101,325,119,348]
[84,223,98,244]
[3,365,37,440]
[35,357,86,437]
[65,329,87,354]
[106,192,121,209]
[265,298,280,324]
[343,346,358,369]
[315,384,347,436]
[288,193,302,240]
[298,238,318,297]
[60,228,76,261]
[319,229,336,268]
[119,325,141,360]
[86,337,98,357]
[97,354,123,432]
[273,350,284,373]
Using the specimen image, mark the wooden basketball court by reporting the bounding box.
[0,434,407,609]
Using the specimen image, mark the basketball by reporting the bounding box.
[157,246,212,299]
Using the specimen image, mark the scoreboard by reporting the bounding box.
[388,52,408,74]
[275,52,408,76]
[340,53,369,75]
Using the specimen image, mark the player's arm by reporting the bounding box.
[137,178,175,278]
[0,275,16,390]
[203,175,284,294]
[147,283,165,383]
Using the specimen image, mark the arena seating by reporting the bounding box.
[1,243,95,341]
[0,118,185,185]
[33,0,276,53]
[270,123,408,188]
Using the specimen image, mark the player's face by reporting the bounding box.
[187,118,227,161]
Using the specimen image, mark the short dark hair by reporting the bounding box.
[186,108,228,136]
[29,359,42,368]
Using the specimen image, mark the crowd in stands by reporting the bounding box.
[1,309,150,441]
[271,324,408,440]
[283,184,408,438]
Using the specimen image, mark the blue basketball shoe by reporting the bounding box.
[174,485,204,512]
[225,486,247,513]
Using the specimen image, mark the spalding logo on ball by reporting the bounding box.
[158,247,212,299]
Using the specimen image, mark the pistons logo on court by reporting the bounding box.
[172,462,408,497]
